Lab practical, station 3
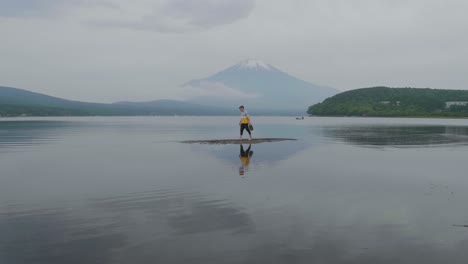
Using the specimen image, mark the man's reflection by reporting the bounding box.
[239,144,254,176]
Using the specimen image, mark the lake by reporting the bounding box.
[1,116,468,264]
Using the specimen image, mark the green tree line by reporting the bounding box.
[308,87,468,117]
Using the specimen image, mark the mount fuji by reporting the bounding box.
[182,59,339,114]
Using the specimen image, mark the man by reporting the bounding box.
[239,105,252,140]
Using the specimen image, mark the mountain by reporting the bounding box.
[308,86,468,117]
[113,100,235,115]
[0,86,233,116]
[182,59,339,113]
[0,86,90,108]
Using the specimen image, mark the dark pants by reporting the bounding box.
[240,124,251,136]
[240,144,252,156]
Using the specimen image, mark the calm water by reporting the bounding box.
[1,116,468,264]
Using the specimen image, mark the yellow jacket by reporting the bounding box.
[240,111,250,124]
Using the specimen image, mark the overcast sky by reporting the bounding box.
[1,0,467,102]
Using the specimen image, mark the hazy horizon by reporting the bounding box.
[1,0,467,103]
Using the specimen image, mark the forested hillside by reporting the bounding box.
[308,87,468,117]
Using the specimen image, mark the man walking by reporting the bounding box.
[239,105,252,140]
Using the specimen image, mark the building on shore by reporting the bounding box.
[445,101,468,108]
[379,101,401,106]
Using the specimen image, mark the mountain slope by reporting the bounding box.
[0,86,92,108]
[0,86,233,116]
[183,59,339,113]
[308,87,468,117]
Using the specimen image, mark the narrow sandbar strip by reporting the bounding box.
[180,138,297,145]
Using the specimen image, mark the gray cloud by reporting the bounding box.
[0,0,64,17]
[1,0,468,103]
[181,81,260,100]
[164,0,255,27]
[90,0,256,33]
[0,0,117,18]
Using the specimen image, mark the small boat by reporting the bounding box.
[296,116,305,120]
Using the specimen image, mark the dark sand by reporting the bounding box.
[181,138,297,145]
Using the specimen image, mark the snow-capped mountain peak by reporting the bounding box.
[237,59,273,71]
[182,59,339,113]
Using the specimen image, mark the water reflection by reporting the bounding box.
[3,118,468,263]
[0,121,74,151]
[0,189,255,264]
[191,140,308,175]
[3,188,468,263]
[324,125,468,148]
[92,189,255,235]
[0,205,127,264]
[239,144,254,176]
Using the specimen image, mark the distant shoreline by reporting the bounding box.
[308,87,468,118]
[308,115,468,120]
[1,115,467,121]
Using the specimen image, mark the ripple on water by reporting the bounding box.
[0,188,255,264]
[0,121,76,151]
[324,125,468,148]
